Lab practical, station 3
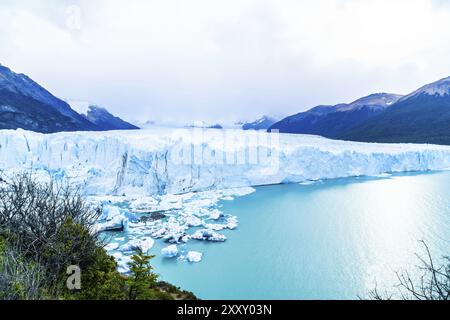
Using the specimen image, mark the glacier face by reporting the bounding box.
[1,128,450,196]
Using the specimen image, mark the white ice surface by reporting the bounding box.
[120,237,154,253]
[2,128,450,197]
[186,251,203,263]
[161,245,179,258]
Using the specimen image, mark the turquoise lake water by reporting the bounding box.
[150,171,450,300]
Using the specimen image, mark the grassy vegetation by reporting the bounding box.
[0,172,197,300]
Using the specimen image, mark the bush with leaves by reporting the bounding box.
[0,172,196,300]
[127,249,160,300]
[64,246,128,300]
[0,237,46,300]
[0,172,103,296]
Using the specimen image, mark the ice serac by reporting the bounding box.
[1,128,450,196]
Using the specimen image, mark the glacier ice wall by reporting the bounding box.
[1,128,450,196]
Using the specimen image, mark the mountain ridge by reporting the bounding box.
[269,93,403,138]
[243,116,278,130]
[0,65,98,131]
[0,64,139,133]
[83,105,139,131]
[339,76,450,145]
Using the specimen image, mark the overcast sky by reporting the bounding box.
[2,0,450,124]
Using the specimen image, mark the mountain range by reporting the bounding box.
[4,62,450,145]
[270,76,450,145]
[242,116,278,131]
[0,64,138,133]
[83,105,139,131]
[269,93,403,138]
[339,77,450,145]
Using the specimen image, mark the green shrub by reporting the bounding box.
[64,246,127,300]
[0,244,45,300]
[127,249,159,300]
[0,172,196,300]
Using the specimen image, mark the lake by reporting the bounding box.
[149,171,450,299]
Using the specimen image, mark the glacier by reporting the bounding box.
[3,127,450,268]
[2,127,450,196]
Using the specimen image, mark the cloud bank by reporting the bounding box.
[2,0,450,124]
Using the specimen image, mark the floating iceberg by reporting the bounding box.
[185,215,203,227]
[186,251,203,263]
[95,205,130,232]
[209,209,223,220]
[99,206,122,220]
[120,237,154,253]
[161,245,178,258]
[95,215,128,232]
[191,229,227,242]
[104,242,120,251]
[150,217,189,243]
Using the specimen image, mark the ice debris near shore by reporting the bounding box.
[95,206,129,232]
[121,237,154,253]
[191,229,227,242]
[186,251,202,263]
[161,245,178,258]
[92,186,255,268]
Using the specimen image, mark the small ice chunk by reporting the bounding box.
[186,251,202,263]
[129,197,159,212]
[186,215,203,227]
[191,229,227,242]
[95,214,128,232]
[204,223,225,231]
[209,209,223,220]
[161,245,178,258]
[99,205,121,221]
[153,217,189,243]
[117,255,133,273]
[111,252,123,260]
[226,216,238,230]
[121,237,154,253]
[105,242,120,251]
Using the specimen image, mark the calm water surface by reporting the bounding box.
[151,171,450,299]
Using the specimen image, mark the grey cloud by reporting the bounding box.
[1,0,450,124]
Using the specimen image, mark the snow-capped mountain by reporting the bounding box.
[398,76,450,101]
[340,76,450,145]
[269,93,402,138]
[242,116,278,131]
[83,105,139,131]
[0,64,98,133]
[334,93,402,112]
